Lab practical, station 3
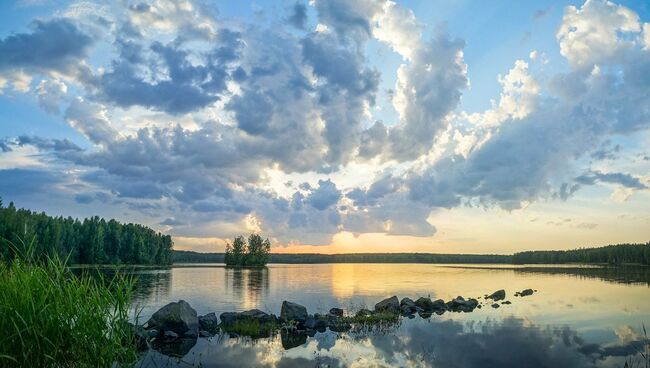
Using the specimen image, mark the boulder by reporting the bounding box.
[329,307,344,317]
[414,297,434,312]
[447,296,479,312]
[431,299,447,312]
[400,297,418,315]
[198,312,219,333]
[219,309,277,326]
[281,331,307,350]
[147,300,199,336]
[487,289,506,301]
[520,289,534,297]
[304,315,328,330]
[199,330,212,338]
[164,330,179,339]
[491,303,500,309]
[375,296,400,314]
[281,301,308,322]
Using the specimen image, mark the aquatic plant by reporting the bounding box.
[0,237,138,367]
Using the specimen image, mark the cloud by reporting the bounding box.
[0,18,93,74]
[305,179,341,210]
[286,2,308,29]
[575,171,648,190]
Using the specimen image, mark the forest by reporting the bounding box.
[512,242,650,265]
[0,200,173,265]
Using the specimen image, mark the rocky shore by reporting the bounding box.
[133,288,536,356]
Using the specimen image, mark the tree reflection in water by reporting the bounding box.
[225,267,269,310]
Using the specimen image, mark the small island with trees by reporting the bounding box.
[224,234,271,267]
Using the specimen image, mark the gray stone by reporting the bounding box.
[304,315,327,330]
[520,289,534,297]
[199,312,219,333]
[375,296,400,314]
[400,297,417,315]
[431,299,447,311]
[147,329,159,338]
[281,301,308,322]
[164,330,179,339]
[199,330,212,338]
[414,297,434,312]
[491,303,500,309]
[487,289,506,301]
[329,307,344,317]
[147,300,199,336]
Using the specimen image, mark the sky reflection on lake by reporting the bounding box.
[127,264,650,367]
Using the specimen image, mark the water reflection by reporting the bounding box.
[136,317,648,367]
[513,265,650,286]
[224,267,269,310]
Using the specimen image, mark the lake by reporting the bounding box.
[121,263,650,367]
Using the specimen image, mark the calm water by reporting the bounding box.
[120,263,650,367]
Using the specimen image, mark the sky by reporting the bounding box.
[0,0,649,254]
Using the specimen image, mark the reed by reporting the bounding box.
[0,238,138,367]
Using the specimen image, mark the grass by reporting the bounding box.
[344,311,400,325]
[220,319,280,338]
[0,238,139,367]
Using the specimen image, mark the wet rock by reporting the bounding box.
[414,297,434,312]
[199,330,212,338]
[147,329,159,339]
[304,315,327,330]
[520,289,534,297]
[487,289,506,301]
[491,303,500,309]
[147,300,199,337]
[400,297,419,315]
[447,296,479,312]
[431,299,447,312]
[164,330,179,340]
[198,312,219,333]
[502,300,512,305]
[375,296,400,314]
[329,307,344,317]
[281,301,308,323]
[220,309,278,327]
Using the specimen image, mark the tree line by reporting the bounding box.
[0,200,173,265]
[512,242,650,265]
[224,234,271,267]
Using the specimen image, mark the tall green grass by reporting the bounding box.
[0,238,138,367]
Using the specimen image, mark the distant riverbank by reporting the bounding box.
[173,241,650,265]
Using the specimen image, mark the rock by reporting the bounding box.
[281,301,308,322]
[399,297,418,315]
[431,299,447,312]
[520,289,534,297]
[329,307,344,317]
[199,330,212,338]
[199,312,219,333]
[304,315,327,330]
[147,300,199,336]
[164,330,179,339]
[147,329,159,339]
[447,296,479,312]
[491,303,500,309]
[375,296,400,314]
[220,309,278,326]
[502,300,511,305]
[414,297,434,312]
[487,289,506,301]
[183,329,197,338]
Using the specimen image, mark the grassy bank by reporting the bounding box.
[0,239,138,367]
